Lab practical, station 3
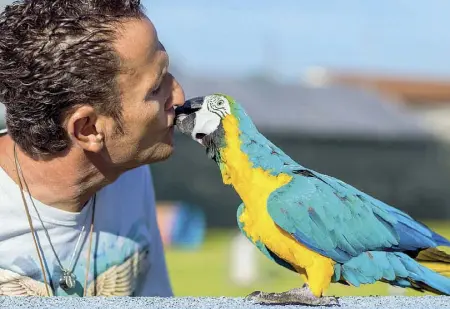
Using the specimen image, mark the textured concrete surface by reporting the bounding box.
[0,296,449,309]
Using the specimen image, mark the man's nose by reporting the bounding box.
[171,75,185,107]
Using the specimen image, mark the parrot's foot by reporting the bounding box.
[245,285,339,307]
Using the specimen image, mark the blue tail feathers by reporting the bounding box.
[335,251,450,295]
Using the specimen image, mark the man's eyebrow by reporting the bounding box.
[161,56,169,74]
[155,57,169,84]
[154,68,165,86]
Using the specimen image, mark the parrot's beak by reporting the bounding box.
[174,96,205,137]
[175,96,204,118]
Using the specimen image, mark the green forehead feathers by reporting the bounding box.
[213,93,235,105]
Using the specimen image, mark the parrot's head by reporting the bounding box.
[175,93,237,160]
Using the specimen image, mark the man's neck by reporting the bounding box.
[0,135,119,213]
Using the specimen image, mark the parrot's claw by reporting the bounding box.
[245,286,340,307]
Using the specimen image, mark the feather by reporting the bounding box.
[86,248,148,296]
[0,268,53,296]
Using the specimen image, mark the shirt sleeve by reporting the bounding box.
[135,165,173,297]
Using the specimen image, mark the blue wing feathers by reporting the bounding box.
[393,222,437,250]
[267,165,449,264]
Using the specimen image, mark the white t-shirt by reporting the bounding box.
[0,162,173,297]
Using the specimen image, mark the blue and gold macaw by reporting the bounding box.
[175,93,450,306]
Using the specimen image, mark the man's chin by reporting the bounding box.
[139,131,176,165]
[145,144,174,165]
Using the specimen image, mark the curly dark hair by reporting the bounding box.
[0,0,144,157]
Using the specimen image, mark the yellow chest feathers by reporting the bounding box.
[218,116,336,287]
[219,115,292,239]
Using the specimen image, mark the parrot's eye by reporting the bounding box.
[217,100,224,106]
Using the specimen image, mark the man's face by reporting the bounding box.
[105,16,185,169]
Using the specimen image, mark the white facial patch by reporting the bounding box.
[191,103,221,143]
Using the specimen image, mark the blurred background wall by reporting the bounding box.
[1,0,450,298]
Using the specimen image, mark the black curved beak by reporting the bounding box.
[175,96,205,117]
[175,96,206,135]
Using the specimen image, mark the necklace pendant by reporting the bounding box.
[59,270,76,291]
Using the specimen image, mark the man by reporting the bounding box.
[0,0,184,297]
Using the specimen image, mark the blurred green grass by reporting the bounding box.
[165,221,450,297]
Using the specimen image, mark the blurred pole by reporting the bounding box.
[229,232,258,286]
[387,285,406,296]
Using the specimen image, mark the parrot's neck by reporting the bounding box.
[217,109,294,201]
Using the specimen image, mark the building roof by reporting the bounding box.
[325,71,450,104]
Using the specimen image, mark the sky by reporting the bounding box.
[0,1,449,83]
[143,1,450,82]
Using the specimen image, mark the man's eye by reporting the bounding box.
[150,84,162,96]
[148,73,168,97]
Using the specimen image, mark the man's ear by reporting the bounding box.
[66,105,105,153]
